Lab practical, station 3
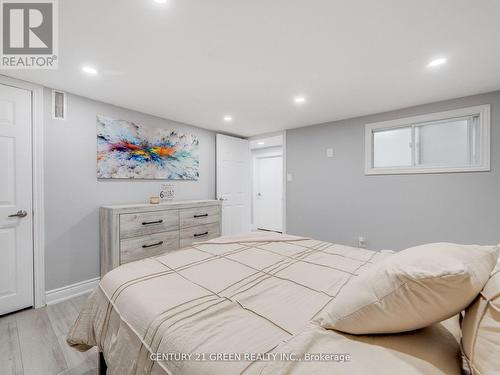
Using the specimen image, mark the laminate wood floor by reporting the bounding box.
[0,294,97,375]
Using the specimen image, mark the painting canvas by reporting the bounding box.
[97,115,199,179]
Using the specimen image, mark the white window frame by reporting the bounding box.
[365,104,491,175]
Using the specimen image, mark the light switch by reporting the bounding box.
[326,148,334,157]
[287,173,293,182]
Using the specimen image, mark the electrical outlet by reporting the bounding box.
[326,148,334,157]
[358,236,366,248]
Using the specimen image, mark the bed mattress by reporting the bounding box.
[67,233,462,374]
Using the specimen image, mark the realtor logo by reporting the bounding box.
[1,0,58,69]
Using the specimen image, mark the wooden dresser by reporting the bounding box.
[100,200,221,276]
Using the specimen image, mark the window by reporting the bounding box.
[365,105,490,175]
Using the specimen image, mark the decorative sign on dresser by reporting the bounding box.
[100,200,221,276]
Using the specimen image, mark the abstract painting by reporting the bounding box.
[97,115,199,179]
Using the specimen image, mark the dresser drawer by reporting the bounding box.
[180,222,220,248]
[180,205,219,229]
[120,210,179,239]
[120,231,179,264]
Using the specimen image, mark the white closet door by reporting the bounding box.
[216,134,251,236]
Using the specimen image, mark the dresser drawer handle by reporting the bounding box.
[142,219,163,226]
[193,231,209,238]
[142,241,164,249]
[193,214,208,218]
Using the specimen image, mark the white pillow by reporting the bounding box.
[317,243,499,334]
[461,270,500,375]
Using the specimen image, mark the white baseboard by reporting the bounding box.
[45,277,100,306]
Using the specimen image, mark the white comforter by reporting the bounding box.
[67,233,461,374]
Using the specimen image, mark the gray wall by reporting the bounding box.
[286,90,500,251]
[44,88,216,290]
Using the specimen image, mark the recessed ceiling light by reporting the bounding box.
[294,96,306,104]
[223,115,233,122]
[257,142,265,146]
[82,66,98,75]
[154,0,167,3]
[427,57,447,68]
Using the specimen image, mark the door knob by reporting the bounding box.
[8,210,28,218]
[218,197,227,201]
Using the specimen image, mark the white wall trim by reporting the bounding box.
[282,130,287,234]
[32,84,45,308]
[0,75,46,308]
[45,277,100,306]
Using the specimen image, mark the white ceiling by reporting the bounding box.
[5,0,500,136]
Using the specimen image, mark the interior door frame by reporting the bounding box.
[0,75,45,309]
[253,153,283,232]
[282,131,287,233]
[249,131,287,233]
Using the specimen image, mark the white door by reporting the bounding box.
[216,134,251,236]
[0,83,33,315]
[254,155,283,232]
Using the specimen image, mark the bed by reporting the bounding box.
[67,232,463,374]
